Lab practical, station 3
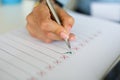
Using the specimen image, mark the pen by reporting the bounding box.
[46,0,72,52]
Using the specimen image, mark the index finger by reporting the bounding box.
[41,20,69,39]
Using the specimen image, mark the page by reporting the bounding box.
[0,11,120,80]
[0,26,100,80]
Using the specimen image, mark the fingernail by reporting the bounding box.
[70,36,76,41]
[60,32,69,39]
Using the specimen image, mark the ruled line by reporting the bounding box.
[0,40,50,65]
[0,68,18,80]
[10,32,68,55]
[0,48,41,70]
[0,57,32,77]
[6,37,58,61]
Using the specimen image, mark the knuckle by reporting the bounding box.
[67,16,74,24]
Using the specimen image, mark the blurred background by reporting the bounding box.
[0,0,120,34]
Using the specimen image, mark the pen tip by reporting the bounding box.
[65,38,72,54]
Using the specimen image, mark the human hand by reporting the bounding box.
[26,1,75,43]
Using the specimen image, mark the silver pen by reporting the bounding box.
[46,0,71,52]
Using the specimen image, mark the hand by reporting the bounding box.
[26,1,75,43]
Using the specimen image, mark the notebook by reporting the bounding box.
[0,11,120,80]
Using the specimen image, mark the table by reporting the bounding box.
[0,1,35,34]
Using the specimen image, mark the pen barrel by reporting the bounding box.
[46,0,71,49]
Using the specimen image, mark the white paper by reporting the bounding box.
[0,11,120,80]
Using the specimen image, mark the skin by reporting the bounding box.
[26,0,75,43]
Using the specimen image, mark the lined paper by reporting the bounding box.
[0,25,100,80]
[1,11,120,80]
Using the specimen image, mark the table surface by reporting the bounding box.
[0,1,35,34]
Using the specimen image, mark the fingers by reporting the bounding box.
[27,23,53,43]
[55,5,75,41]
[46,32,62,40]
[69,33,76,41]
[39,19,69,40]
[26,2,75,43]
[46,32,76,41]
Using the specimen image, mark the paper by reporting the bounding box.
[0,11,120,80]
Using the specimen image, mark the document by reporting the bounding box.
[0,11,120,80]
